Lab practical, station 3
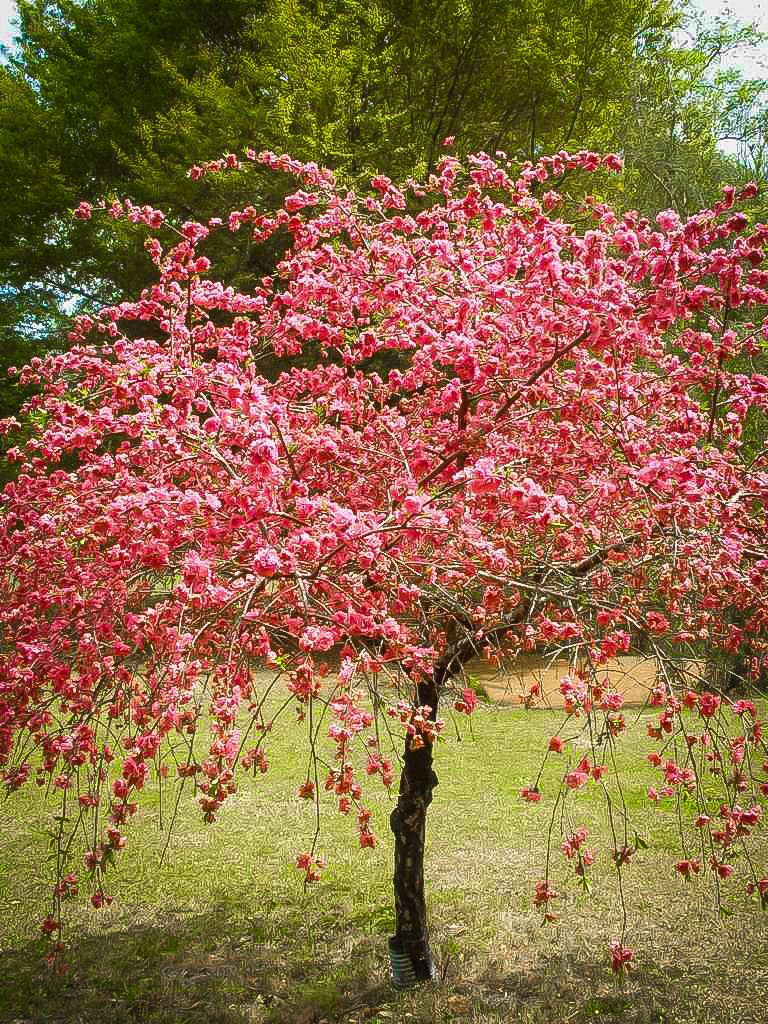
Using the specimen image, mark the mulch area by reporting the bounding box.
[470,654,672,709]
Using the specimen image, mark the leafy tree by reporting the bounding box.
[1,148,767,981]
[601,10,768,219]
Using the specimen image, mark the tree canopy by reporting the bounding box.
[2,147,767,978]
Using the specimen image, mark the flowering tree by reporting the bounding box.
[2,146,768,980]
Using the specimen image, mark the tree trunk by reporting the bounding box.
[389,676,439,982]
[385,545,624,981]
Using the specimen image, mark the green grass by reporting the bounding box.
[1,692,767,1024]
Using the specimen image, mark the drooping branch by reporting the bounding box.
[430,526,669,689]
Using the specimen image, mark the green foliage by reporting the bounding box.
[601,10,768,217]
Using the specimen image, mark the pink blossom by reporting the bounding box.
[562,828,589,858]
[521,787,541,803]
[533,880,559,906]
[453,688,478,715]
[675,859,701,878]
[284,190,319,211]
[709,857,734,879]
[699,692,721,718]
[402,494,425,514]
[599,691,624,711]
[565,770,589,790]
[610,942,634,976]
[253,547,281,577]
[731,700,757,718]
[4,146,768,969]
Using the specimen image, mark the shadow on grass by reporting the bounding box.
[3,890,762,1024]
[0,887,395,1024]
[468,945,768,1024]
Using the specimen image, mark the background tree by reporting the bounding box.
[1,148,767,980]
[602,11,768,218]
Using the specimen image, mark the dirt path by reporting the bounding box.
[456,654,698,709]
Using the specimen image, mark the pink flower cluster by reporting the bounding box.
[0,145,764,974]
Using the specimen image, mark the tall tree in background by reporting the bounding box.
[604,12,768,218]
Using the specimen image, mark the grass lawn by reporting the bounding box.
[0,693,767,1024]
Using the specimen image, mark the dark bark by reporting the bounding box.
[389,629,479,979]
[389,675,438,979]
[388,627,493,979]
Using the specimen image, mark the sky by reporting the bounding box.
[0,0,15,50]
[689,0,768,76]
